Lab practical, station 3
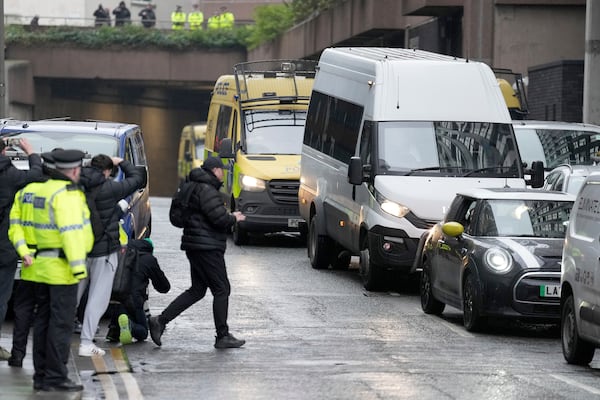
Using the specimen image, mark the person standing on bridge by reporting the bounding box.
[138,3,156,28]
[148,156,247,349]
[171,5,186,30]
[112,1,131,27]
[188,3,204,30]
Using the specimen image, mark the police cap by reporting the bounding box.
[41,152,56,169]
[52,149,85,169]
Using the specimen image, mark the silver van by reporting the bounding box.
[561,173,600,365]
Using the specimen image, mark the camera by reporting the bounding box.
[6,138,21,148]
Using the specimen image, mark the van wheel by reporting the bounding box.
[562,294,595,365]
[360,238,384,291]
[232,221,249,245]
[463,273,486,332]
[308,215,331,269]
[420,261,445,315]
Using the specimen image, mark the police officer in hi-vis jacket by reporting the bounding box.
[9,149,93,392]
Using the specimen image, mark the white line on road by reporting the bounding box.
[550,374,600,395]
[419,309,475,338]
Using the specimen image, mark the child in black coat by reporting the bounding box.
[107,238,170,344]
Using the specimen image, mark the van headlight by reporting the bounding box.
[240,174,266,192]
[375,190,409,218]
[484,247,513,273]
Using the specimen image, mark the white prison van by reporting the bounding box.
[299,47,542,290]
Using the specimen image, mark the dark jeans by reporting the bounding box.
[109,302,149,341]
[11,279,37,359]
[0,257,18,333]
[33,282,78,387]
[161,249,231,338]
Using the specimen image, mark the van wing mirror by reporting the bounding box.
[218,138,234,158]
[348,157,365,185]
[525,160,544,188]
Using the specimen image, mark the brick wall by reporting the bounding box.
[527,60,584,122]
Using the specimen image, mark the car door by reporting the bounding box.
[435,196,475,304]
[123,129,150,239]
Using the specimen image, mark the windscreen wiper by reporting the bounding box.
[461,166,516,177]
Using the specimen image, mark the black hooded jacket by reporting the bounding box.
[122,239,170,315]
[181,167,236,252]
[79,159,146,257]
[0,153,43,262]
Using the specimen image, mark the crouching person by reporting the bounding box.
[106,238,170,344]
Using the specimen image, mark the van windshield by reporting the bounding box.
[4,132,119,158]
[243,110,306,154]
[377,121,521,177]
[514,127,600,169]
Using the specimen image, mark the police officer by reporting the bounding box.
[0,138,42,361]
[171,5,186,30]
[9,149,93,392]
[218,6,234,29]
[188,3,204,30]
[7,152,55,368]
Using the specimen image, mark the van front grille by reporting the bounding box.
[268,180,300,205]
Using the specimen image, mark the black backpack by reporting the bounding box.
[111,244,139,302]
[169,180,196,228]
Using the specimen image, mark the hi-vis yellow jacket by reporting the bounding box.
[171,11,186,30]
[188,11,203,30]
[9,181,45,282]
[9,179,93,285]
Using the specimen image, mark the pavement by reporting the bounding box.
[0,319,135,400]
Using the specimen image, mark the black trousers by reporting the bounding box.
[32,282,78,387]
[11,280,37,359]
[161,249,231,338]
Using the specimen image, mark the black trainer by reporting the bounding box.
[8,355,23,368]
[148,316,165,346]
[41,379,84,392]
[214,333,246,349]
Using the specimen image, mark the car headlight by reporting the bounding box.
[484,247,513,273]
[240,174,266,192]
[375,190,409,218]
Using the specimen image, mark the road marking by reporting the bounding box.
[112,348,144,399]
[92,355,119,399]
[550,374,600,395]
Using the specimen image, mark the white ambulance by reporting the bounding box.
[299,47,543,290]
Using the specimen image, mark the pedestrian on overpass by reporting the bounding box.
[0,138,42,362]
[138,3,156,28]
[171,5,186,30]
[188,3,204,30]
[112,1,131,27]
[148,156,247,349]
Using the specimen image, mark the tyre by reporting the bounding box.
[232,220,249,245]
[331,250,351,270]
[561,294,595,365]
[420,261,445,315]
[462,273,486,332]
[308,215,332,269]
[359,237,384,291]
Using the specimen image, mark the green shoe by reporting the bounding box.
[118,314,132,345]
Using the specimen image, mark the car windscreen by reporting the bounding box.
[5,132,119,159]
[479,199,572,238]
[377,121,521,177]
[243,110,306,155]
[514,127,600,169]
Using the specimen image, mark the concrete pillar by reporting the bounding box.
[584,0,600,124]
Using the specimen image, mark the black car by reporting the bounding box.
[416,187,574,331]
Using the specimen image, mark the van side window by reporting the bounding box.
[359,121,373,165]
[215,105,233,152]
[304,90,363,164]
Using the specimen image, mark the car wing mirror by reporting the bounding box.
[348,157,367,185]
[525,160,544,188]
[218,138,234,158]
